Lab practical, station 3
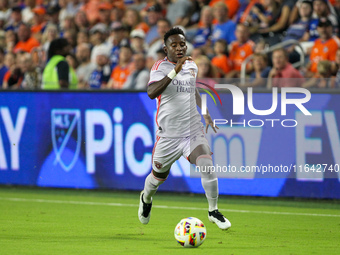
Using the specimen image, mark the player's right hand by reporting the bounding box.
[174,56,192,73]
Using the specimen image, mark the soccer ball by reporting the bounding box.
[174,217,207,248]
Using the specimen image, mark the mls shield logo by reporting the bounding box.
[51,109,81,172]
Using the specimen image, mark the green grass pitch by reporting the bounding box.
[0,187,340,255]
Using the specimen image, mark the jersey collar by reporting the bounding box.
[165,57,177,65]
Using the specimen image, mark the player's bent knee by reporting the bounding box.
[189,145,211,164]
[196,155,213,166]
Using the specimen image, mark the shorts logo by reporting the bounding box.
[154,161,163,169]
[51,109,81,172]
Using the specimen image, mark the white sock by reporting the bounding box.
[143,172,165,203]
[197,155,218,212]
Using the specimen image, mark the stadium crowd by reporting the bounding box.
[0,0,340,89]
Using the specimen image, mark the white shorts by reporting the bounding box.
[152,129,210,173]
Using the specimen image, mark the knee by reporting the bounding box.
[196,155,213,167]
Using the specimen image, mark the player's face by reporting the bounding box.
[164,34,187,63]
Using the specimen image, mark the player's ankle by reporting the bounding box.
[143,194,152,204]
[209,208,218,212]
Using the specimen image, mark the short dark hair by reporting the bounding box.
[48,38,69,59]
[164,27,185,45]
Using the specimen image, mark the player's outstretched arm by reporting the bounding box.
[147,56,192,99]
[195,88,219,133]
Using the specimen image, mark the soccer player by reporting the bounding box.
[138,27,231,230]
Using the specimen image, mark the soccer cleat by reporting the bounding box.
[208,210,231,230]
[138,191,152,224]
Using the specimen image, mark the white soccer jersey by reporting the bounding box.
[148,57,203,138]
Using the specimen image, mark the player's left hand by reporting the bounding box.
[203,114,219,133]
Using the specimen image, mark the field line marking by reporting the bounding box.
[1,197,340,218]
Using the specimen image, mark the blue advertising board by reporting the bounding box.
[0,91,339,199]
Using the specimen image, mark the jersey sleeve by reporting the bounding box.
[148,60,167,86]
